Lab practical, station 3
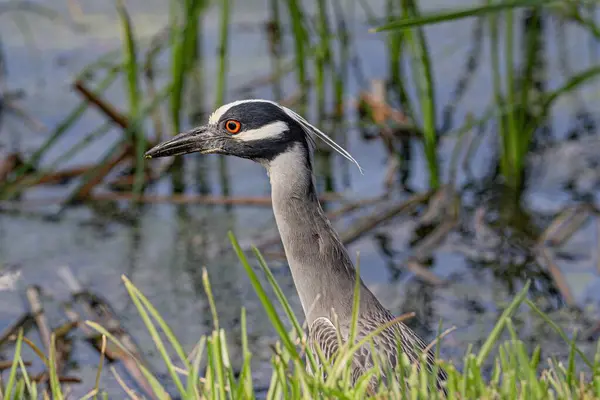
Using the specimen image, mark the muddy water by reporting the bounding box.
[1,0,600,397]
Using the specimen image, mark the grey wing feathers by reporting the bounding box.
[308,317,366,383]
[357,307,447,385]
[308,311,447,389]
[309,317,341,362]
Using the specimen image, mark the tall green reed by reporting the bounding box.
[169,0,206,192]
[331,0,349,118]
[116,0,145,197]
[386,0,415,121]
[284,0,309,115]
[315,0,332,121]
[400,0,439,189]
[267,0,284,101]
[216,0,232,197]
[170,0,206,134]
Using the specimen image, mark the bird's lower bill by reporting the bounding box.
[144,127,220,159]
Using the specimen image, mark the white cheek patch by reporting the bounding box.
[234,121,289,142]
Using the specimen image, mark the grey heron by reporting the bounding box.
[145,99,446,391]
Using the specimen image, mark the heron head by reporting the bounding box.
[145,99,362,172]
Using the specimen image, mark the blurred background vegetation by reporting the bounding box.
[1,0,600,397]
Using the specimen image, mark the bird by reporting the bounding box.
[145,99,447,391]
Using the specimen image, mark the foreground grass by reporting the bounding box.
[1,232,599,399]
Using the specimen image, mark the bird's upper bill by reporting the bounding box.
[145,126,219,159]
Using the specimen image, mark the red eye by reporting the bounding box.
[225,119,241,134]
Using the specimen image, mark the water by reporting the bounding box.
[1,0,600,397]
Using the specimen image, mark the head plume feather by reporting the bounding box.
[233,99,364,174]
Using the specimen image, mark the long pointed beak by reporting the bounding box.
[145,126,219,159]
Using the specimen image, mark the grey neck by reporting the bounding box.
[266,143,375,326]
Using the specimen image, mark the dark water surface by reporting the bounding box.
[1,0,600,397]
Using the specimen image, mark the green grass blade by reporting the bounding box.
[122,277,187,396]
[525,298,593,369]
[504,7,519,189]
[13,380,25,400]
[115,0,140,118]
[251,247,317,372]
[401,0,439,189]
[169,0,205,133]
[211,331,228,400]
[49,334,63,400]
[235,308,254,400]
[91,335,107,400]
[215,0,231,107]
[121,275,191,369]
[284,0,308,108]
[202,268,220,331]
[115,0,145,196]
[251,248,302,335]
[85,321,170,398]
[219,329,237,400]
[370,0,558,32]
[566,330,578,387]
[3,328,24,400]
[186,336,206,398]
[476,280,530,365]
[17,358,33,397]
[228,232,300,361]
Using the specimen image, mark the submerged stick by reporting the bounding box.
[537,205,579,245]
[0,312,33,348]
[31,374,81,384]
[254,194,389,252]
[260,192,433,260]
[404,259,445,286]
[25,286,74,394]
[90,191,342,206]
[547,208,591,248]
[412,220,457,261]
[396,219,455,286]
[0,153,22,182]
[26,286,52,351]
[108,170,155,190]
[73,80,129,129]
[58,266,158,400]
[538,204,591,247]
[340,191,433,246]
[68,145,132,203]
[536,247,576,307]
[0,360,32,371]
[15,165,93,187]
[326,194,389,220]
[1,191,342,209]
